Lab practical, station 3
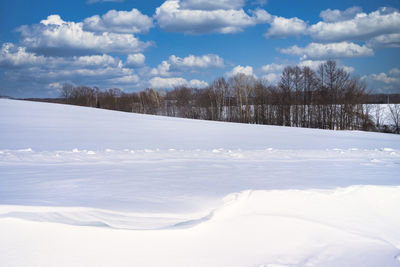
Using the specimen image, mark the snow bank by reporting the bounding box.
[1,147,399,213]
[1,186,400,267]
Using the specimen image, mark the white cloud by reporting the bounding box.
[319,6,362,22]
[109,74,140,84]
[125,53,146,67]
[362,68,400,93]
[260,63,285,73]
[226,65,256,77]
[169,54,224,69]
[149,76,184,89]
[259,63,285,84]
[369,69,400,84]
[3,64,136,89]
[0,44,124,70]
[390,68,400,77]
[0,43,46,67]
[367,33,400,48]
[46,82,63,90]
[180,0,246,10]
[280,42,374,60]
[74,54,121,68]
[262,73,279,84]
[83,9,153,34]
[342,66,355,74]
[264,7,400,43]
[297,60,326,70]
[33,66,133,81]
[0,44,144,91]
[149,77,208,89]
[187,79,209,88]
[265,16,307,38]
[18,15,152,56]
[298,60,354,73]
[250,9,272,23]
[309,7,400,42]
[151,61,172,76]
[154,0,270,34]
[151,54,224,76]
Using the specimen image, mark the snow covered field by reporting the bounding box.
[1,99,400,266]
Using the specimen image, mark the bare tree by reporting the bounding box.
[61,83,74,103]
[229,73,255,123]
[279,66,294,126]
[389,104,400,134]
[374,104,383,129]
[210,77,228,121]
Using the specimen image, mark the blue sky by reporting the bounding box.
[0,0,399,97]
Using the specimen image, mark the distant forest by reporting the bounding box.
[25,61,400,134]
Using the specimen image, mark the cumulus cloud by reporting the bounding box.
[298,59,354,73]
[367,33,400,48]
[151,54,225,76]
[0,43,124,70]
[319,6,362,22]
[169,54,224,69]
[265,16,307,38]
[149,77,208,89]
[7,64,140,93]
[280,42,374,60]
[187,79,209,88]
[259,63,285,84]
[125,53,146,67]
[250,9,272,23]
[261,73,279,84]
[154,0,271,34]
[83,9,153,34]
[390,68,400,76]
[17,15,152,56]
[361,68,400,93]
[23,60,130,81]
[261,63,285,73]
[0,43,46,67]
[265,7,400,46]
[226,65,256,77]
[73,54,121,68]
[0,43,145,92]
[367,68,400,84]
[151,61,172,76]
[297,60,326,70]
[309,7,400,42]
[46,82,63,90]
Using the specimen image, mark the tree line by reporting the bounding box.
[58,60,400,133]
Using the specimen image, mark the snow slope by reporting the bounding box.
[1,99,400,267]
[1,99,398,151]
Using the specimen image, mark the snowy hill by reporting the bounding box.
[0,99,400,267]
[1,99,399,151]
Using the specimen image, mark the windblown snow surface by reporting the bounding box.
[1,99,400,267]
